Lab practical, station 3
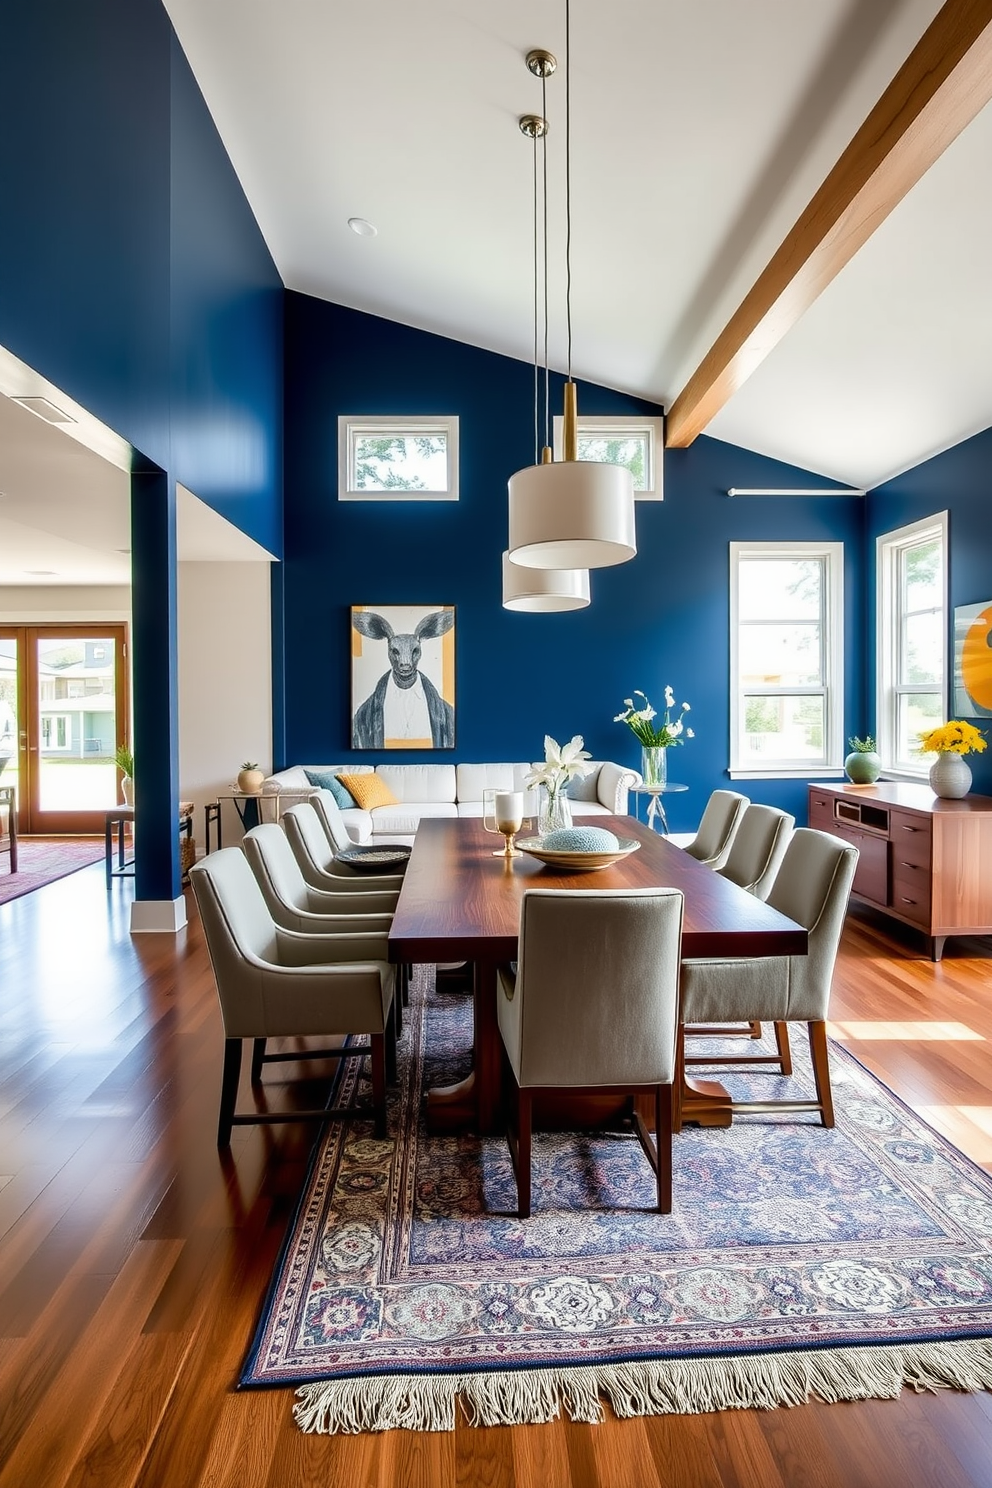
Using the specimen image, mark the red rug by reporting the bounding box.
[0,837,105,906]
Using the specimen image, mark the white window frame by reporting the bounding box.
[876,511,948,779]
[338,415,459,501]
[552,414,664,499]
[729,540,845,778]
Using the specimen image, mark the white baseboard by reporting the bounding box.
[130,896,188,934]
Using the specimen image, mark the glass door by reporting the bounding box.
[0,625,129,834]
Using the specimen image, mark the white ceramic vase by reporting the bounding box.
[928,752,972,799]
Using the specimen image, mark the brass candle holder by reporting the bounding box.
[484,790,525,857]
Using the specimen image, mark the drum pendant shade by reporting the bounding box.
[507,458,637,570]
[501,551,590,612]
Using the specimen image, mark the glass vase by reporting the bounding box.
[641,746,667,789]
[539,783,573,836]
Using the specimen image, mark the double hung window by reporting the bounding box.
[876,514,947,775]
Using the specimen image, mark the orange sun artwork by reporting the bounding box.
[955,602,992,716]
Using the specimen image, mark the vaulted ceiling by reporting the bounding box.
[163,0,992,490]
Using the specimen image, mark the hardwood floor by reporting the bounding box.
[1,866,991,1486]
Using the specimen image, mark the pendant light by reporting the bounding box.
[502,63,590,612]
[507,3,636,572]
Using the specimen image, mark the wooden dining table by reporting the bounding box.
[387,815,808,1135]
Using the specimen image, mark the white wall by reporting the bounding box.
[177,561,272,849]
[0,585,131,622]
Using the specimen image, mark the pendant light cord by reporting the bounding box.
[565,0,572,386]
[541,72,550,455]
[532,127,540,467]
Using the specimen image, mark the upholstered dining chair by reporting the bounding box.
[306,791,408,885]
[243,821,409,1038]
[284,801,406,893]
[671,789,748,868]
[679,828,858,1128]
[190,848,396,1146]
[497,886,684,1218]
[243,823,397,930]
[716,803,794,901]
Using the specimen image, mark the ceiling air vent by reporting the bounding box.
[12,395,77,425]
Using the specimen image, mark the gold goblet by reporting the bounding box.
[492,791,524,857]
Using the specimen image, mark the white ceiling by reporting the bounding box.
[0,390,273,587]
[162,0,991,488]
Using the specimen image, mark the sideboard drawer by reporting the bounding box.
[891,864,932,926]
[808,792,835,829]
[889,810,932,871]
[851,831,889,905]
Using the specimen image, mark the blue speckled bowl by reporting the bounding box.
[542,826,620,852]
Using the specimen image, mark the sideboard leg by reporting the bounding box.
[931,936,946,962]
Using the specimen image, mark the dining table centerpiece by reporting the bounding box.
[525,734,592,836]
[614,687,694,789]
[918,719,987,799]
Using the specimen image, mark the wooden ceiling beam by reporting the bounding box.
[666,0,992,448]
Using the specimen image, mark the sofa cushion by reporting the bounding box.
[376,764,456,803]
[371,801,458,836]
[566,763,603,802]
[304,768,356,808]
[455,762,531,804]
[339,773,399,811]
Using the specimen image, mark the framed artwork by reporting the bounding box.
[953,601,992,718]
[351,605,456,750]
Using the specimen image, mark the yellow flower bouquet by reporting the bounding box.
[918,720,987,756]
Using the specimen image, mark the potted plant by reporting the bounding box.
[115,744,135,806]
[238,760,265,794]
[844,734,880,784]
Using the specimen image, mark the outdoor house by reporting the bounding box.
[2,1,992,1484]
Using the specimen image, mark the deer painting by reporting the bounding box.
[352,606,455,749]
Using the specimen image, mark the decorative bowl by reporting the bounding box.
[335,844,412,873]
[514,836,641,872]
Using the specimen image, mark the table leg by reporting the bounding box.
[425,960,502,1135]
[673,1031,733,1130]
[105,817,113,889]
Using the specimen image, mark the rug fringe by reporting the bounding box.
[293,1339,992,1434]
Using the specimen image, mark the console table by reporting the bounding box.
[808,782,992,960]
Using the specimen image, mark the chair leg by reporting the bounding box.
[516,1088,532,1219]
[218,1039,242,1149]
[808,1021,835,1128]
[403,963,411,1006]
[774,1021,793,1076]
[250,1038,266,1084]
[370,1033,387,1139]
[656,1084,673,1213]
[393,978,404,1039]
[385,1008,398,1085]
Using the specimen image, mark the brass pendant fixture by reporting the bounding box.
[506,6,637,575]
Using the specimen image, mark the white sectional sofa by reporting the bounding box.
[261,761,640,845]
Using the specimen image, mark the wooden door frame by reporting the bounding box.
[2,623,130,835]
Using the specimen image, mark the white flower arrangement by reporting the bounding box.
[614,688,694,748]
[525,734,593,795]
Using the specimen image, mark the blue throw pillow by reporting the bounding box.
[304,769,356,808]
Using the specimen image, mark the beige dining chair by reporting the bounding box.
[284,801,406,893]
[243,822,409,1036]
[497,886,684,1218]
[672,789,748,868]
[716,803,794,900]
[679,828,858,1128]
[190,847,396,1145]
[243,823,397,930]
[306,790,407,886]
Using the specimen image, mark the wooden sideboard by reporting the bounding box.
[808,781,992,960]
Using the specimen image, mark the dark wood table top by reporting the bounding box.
[388,816,808,963]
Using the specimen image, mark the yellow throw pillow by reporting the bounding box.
[336,773,398,811]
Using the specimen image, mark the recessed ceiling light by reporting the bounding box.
[12,395,77,425]
[348,217,377,238]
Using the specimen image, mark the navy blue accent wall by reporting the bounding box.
[283,296,864,831]
[867,427,992,796]
[169,34,283,554]
[0,0,173,467]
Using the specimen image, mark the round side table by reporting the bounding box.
[631,782,688,834]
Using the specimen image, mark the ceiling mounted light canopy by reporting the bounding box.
[506,6,636,575]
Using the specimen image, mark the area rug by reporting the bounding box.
[0,836,104,906]
[242,967,992,1432]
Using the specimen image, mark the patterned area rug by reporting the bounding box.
[243,967,992,1432]
[0,837,104,906]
